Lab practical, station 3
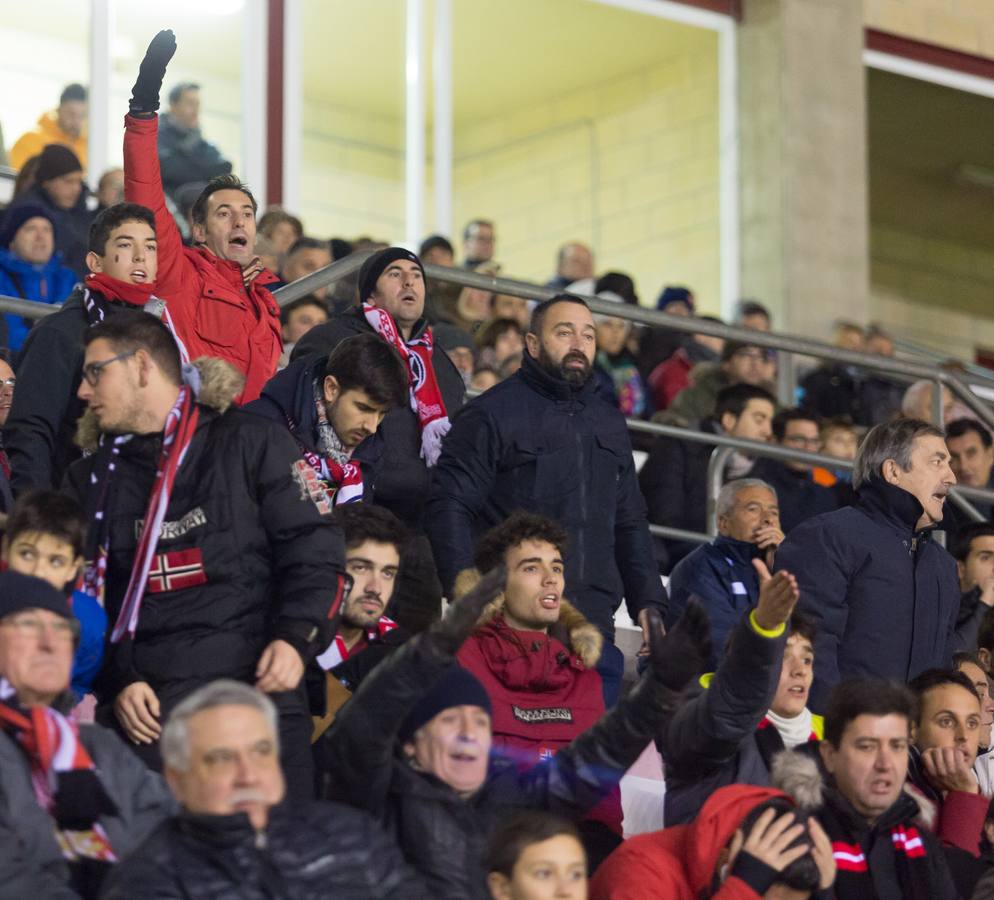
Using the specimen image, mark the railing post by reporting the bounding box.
[776,351,795,407]
[706,445,733,536]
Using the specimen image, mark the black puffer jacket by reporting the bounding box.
[100,802,423,899]
[316,619,683,899]
[291,307,465,529]
[62,365,347,712]
[425,352,665,637]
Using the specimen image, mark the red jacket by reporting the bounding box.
[590,784,787,900]
[647,347,692,411]
[123,114,282,404]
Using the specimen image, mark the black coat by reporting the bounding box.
[775,478,984,712]
[746,457,839,534]
[62,402,347,711]
[6,183,95,277]
[291,308,465,529]
[315,622,683,899]
[657,613,787,826]
[156,114,233,199]
[5,286,112,495]
[100,802,423,900]
[425,352,666,637]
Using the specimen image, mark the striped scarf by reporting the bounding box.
[363,303,450,466]
[83,386,200,641]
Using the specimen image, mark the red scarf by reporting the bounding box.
[108,387,200,641]
[85,272,156,306]
[363,303,450,466]
[316,615,398,670]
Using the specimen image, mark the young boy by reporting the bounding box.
[4,202,183,495]
[2,490,106,700]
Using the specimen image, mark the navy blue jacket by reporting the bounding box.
[746,457,839,534]
[667,535,760,667]
[425,353,666,637]
[244,354,380,499]
[775,478,984,712]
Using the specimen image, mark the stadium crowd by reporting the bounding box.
[1,27,994,900]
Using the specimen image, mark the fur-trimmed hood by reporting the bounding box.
[453,567,603,668]
[75,356,246,452]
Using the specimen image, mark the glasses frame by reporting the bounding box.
[82,350,138,387]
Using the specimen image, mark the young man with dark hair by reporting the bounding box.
[640,382,776,570]
[2,490,106,700]
[278,295,328,366]
[275,237,332,299]
[64,310,347,800]
[248,332,409,508]
[814,678,959,899]
[747,407,839,534]
[776,418,977,712]
[953,651,994,796]
[419,234,454,266]
[427,295,666,704]
[456,511,622,862]
[123,31,282,404]
[952,522,994,638]
[3,202,176,494]
[944,419,994,539]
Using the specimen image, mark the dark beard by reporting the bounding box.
[537,345,592,389]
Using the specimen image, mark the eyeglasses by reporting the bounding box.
[2,614,77,642]
[783,435,822,448]
[81,350,137,387]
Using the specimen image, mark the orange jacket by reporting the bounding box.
[123,113,281,404]
[9,111,88,171]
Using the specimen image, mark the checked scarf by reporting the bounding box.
[0,680,118,868]
[83,386,200,641]
[363,303,450,466]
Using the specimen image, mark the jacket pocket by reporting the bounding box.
[194,288,247,348]
[505,438,579,504]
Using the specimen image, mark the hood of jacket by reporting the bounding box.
[75,356,246,452]
[454,568,602,668]
[0,246,72,279]
[683,784,788,893]
[35,109,87,143]
[253,353,323,447]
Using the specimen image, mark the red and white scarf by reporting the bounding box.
[105,387,200,641]
[363,303,450,466]
[316,615,398,670]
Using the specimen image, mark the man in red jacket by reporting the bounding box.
[122,30,281,403]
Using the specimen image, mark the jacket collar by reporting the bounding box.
[855,477,929,536]
[349,305,430,342]
[823,782,922,836]
[711,534,762,565]
[0,247,65,275]
[518,351,595,402]
[176,804,289,847]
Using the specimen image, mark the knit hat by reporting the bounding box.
[35,144,83,184]
[358,247,426,304]
[0,571,72,621]
[0,204,56,249]
[399,666,492,743]
[656,285,694,313]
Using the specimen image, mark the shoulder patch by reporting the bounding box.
[291,459,333,516]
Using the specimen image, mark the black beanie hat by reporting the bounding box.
[357,246,426,304]
[0,204,56,250]
[0,571,72,621]
[399,666,492,744]
[35,144,83,184]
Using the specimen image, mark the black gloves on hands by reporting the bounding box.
[431,566,506,656]
[130,30,177,116]
[644,600,712,691]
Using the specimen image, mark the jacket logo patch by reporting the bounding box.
[292,459,332,515]
[147,548,207,594]
[135,507,206,542]
[512,705,573,724]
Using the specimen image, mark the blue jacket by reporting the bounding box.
[425,352,666,637]
[667,535,760,667]
[70,588,106,700]
[0,249,77,351]
[775,478,985,712]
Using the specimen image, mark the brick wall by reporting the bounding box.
[864,0,994,60]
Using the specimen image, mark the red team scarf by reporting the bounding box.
[315,615,398,670]
[362,303,450,466]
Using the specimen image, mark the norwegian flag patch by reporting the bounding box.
[146,548,208,594]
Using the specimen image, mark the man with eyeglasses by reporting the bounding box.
[0,570,173,897]
[746,408,840,534]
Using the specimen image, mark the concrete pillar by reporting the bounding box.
[738,0,869,337]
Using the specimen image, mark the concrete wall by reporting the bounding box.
[864,0,994,59]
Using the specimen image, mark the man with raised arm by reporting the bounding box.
[123,30,282,403]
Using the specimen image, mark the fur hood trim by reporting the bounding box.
[75,356,245,451]
[770,749,823,810]
[453,567,603,668]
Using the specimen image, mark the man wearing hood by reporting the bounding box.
[0,205,77,351]
[775,418,984,713]
[426,294,665,704]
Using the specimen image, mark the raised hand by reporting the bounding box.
[130,30,177,116]
[644,600,712,691]
[752,559,800,631]
[432,565,506,655]
[922,745,980,794]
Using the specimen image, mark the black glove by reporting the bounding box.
[130,30,177,116]
[430,565,505,656]
[644,601,712,691]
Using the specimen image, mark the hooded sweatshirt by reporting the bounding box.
[9,110,88,171]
